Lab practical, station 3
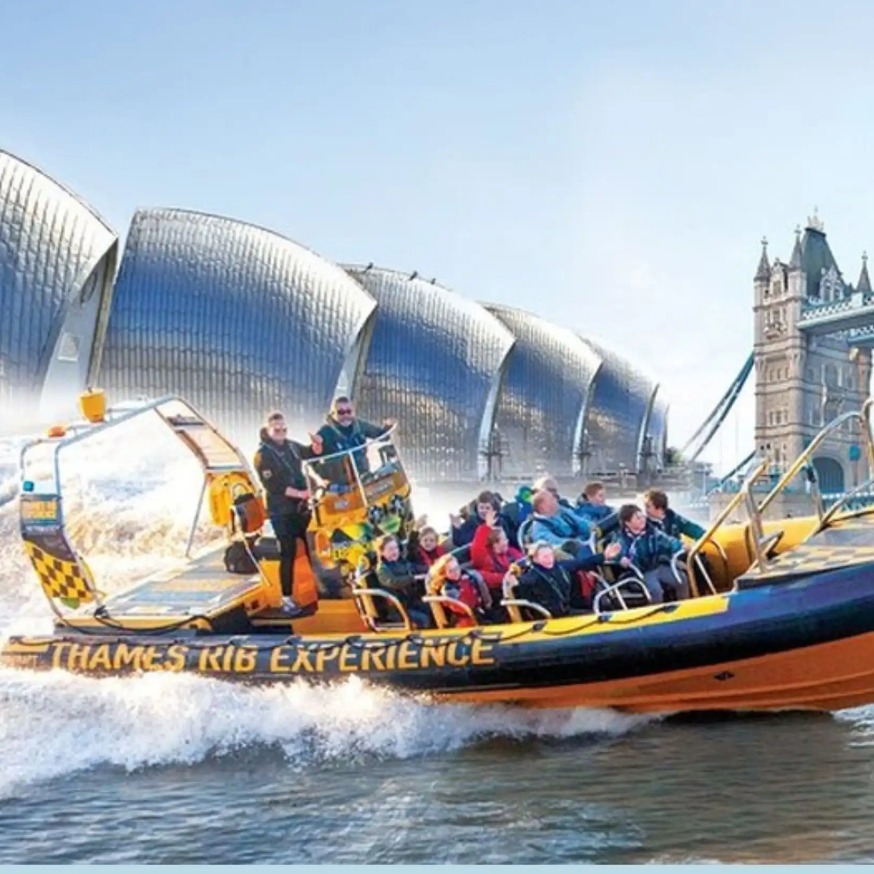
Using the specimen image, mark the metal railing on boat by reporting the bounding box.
[687,400,874,593]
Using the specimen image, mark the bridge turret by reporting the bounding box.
[789,226,803,272]
[857,252,871,295]
[754,237,771,283]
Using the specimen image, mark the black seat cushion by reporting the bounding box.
[252,537,280,560]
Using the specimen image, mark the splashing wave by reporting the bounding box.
[0,427,653,795]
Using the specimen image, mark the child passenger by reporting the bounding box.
[375,535,432,628]
[429,553,498,627]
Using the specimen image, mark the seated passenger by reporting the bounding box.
[643,489,706,541]
[530,489,623,577]
[516,542,575,618]
[575,481,616,524]
[374,535,432,628]
[611,504,690,604]
[450,490,515,548]
[530,488,592,549]
[429,554,498,627]
[470,505,524,600]
[504,485,534,530]
[533,475,575,511]
[407,524,447,567]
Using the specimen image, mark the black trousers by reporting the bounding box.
[271,512,311,597]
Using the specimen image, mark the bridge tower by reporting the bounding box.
[753,213,872,492]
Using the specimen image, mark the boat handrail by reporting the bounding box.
[686,458,770,597]
[592,576,652,614]
[818,473,874,530]
[301,424,403,516]
[352,586,413,633]
[301,423,399,467]
[756,403,874,520]
[421,594,476,627]
[499,598,552,620]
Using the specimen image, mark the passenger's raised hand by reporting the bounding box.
[449,513,462,529]
[309,432,324,455]
[604,542,621,561]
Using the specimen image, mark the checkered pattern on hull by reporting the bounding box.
[745,544,874,581]
[22,541,94,606]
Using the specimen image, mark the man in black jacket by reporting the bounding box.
[317,396,391,456]
[254,411,323,611]
[314,396,397,486]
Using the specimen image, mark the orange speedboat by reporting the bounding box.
[5,392,874,715]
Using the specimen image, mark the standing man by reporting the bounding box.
[316,396,395,483]
[317,396,392,455]
[254,411,323,612]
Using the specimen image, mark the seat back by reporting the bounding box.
[426,594,452,628]
[501,573,524,624]
[423,566,448,628]
[351,569,382,626]
[591,566,652,614]
[450,543,471,564]
[499,562,552,623]
[517,517,535,549]
[350,563,411,632]
[233,492,266,536]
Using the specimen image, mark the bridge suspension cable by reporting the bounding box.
[681,352,754,464]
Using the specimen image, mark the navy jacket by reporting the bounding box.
[517,563,572,617]
[254,431,314,517]
[650,508,706,541]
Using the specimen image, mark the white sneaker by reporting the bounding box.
[281,596,300,614]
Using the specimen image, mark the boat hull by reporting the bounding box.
[6,562,874,714]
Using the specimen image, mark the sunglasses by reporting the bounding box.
[336,408,353,415]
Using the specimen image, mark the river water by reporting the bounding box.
[2,427,874,864]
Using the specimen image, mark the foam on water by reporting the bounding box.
[0,426,652,796]
[0,667,649,799]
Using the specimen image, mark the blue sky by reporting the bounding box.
[5,0,874,472]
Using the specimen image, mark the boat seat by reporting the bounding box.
[516,517,535,549]
[251,536,280,560]
[590,565,652,614]
[421,564,480,629]
[422,594,476,629]
[350,566,412,633]
[449,544,471,564]
[592,511,620,541]
[500,568,553,624]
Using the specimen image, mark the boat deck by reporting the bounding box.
[738,513,874,585]
[102,550,272,622]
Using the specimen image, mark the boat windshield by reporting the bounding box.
[302,427,406,503]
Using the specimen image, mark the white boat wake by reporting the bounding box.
[0,423,654,797]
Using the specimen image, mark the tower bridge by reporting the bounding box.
[753,211,874,495]
[684,210,874,507]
